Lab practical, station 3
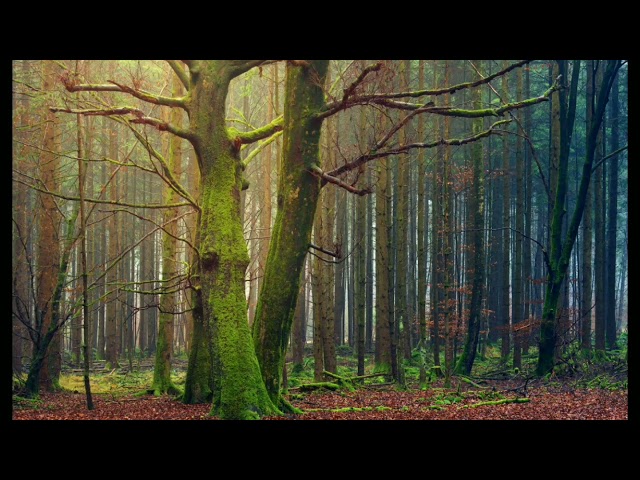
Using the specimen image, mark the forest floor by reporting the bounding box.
[12,375,627,420]
[13,344,628,420]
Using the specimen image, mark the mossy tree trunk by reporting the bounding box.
[54,60,279,417]
[537,60,620,376]
[252,60,329,409]
[183,61,279,419]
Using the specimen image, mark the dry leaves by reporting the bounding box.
[13,384,627,420]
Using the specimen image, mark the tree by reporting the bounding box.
[605,73,619,350]
[253,59,554,407]
[27,60,64,394]
[536,60,621,375]
[454,62,486,375]
[54,60,283,419]
[151,73,183,396]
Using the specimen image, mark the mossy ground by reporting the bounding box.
[56,370,186,396]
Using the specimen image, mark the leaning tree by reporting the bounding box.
[252,59,561,409]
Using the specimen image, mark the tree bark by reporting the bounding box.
[605,73,619,350]
[36,59,62,391]
[152,74,182,396]
[455,62,485,376]
[252,60,329,409]
[500,61,511,363]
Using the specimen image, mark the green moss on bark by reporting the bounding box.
[252,60,329,407]
[181,61,281,418]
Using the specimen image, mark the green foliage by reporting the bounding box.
[13,395,44,410]
[336,344,354,357]
[584,374,627,391]
[431,390,464,407]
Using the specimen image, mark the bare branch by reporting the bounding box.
[318,62,384,120]
[468,60,552,201]
[61,74,187,110]
[50,105,195,142]
[107,80,187,109]
[166,60,190,90]
[309,164,371,196]
[122,121,199,209]
[363,60,532,100]
[50,106,145,117]
[14,177,192,210]
[343,63,382,102]
[309,243,341,259]
[320,60,533,117]
[128,115,195,141]
[591,145,628,173]
[327,119,511,178]
[330,74,561,119]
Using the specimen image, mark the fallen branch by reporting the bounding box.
[457,376,488,389]
[294,382,341,392]
[461,397,530,409]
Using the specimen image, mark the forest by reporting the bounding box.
[12,60,628,420]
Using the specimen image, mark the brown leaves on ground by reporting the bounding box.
[13,393,213,420]
[271,387,627,420]
[13,382,627,420]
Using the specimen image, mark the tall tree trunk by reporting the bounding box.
[500,61,511,363]
[513,66,524,369]
[77,108,94,410]
[152,74,182,396]
[605,73,619,350]
[442,60,454,387]
[416,60,428,353]
[581,62,594,351]
[537,60,618,375]
[522,66,533,355]
[185,63,278,419]
[291,280,307,370]
[455,62,485,375]
[593,63,606,353]
[105,69,120,370]
[321,179,337,374]
[431,61,442,369]
[365,166,375,353]
[312,210,324,381]
[252,60,329,410]
[397,60,411,361]
[355,107,367,376]
[375,152,392,374]
[13,60,31,376]
[36,59,62,391]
